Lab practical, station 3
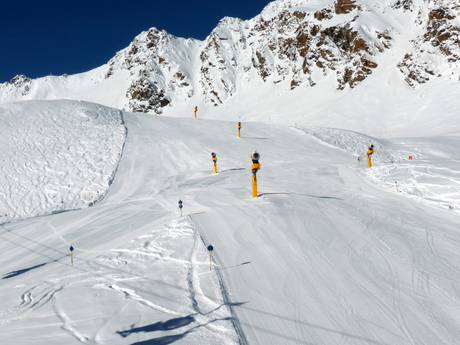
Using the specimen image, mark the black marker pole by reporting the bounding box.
[207,244,214,271]
[69,245,74,266]
[178,200,183,217]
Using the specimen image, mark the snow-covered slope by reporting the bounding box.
[306,126,460,211]
[1,0,459,132]
[1,106,460,344]
[0,101,126,222]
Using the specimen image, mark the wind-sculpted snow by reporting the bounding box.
[0,100,126,222]
[304,127,395,163]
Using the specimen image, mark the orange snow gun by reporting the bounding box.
[251,152,261,198]
[367,145,374,168]
[211,152,218,174]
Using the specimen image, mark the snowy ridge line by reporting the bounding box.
[0,109,128,228]
[91,110,128,205]
[188,215,249,345]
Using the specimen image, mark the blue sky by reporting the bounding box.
[0,0,271,82]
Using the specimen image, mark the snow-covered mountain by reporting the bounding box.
[2,2,460,343]
[1,0,459,117]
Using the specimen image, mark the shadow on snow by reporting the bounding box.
[2,262,48,279]
[120,314,234,345]
[117,315,195,338]
[259,192,343,200]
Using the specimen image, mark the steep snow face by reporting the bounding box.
[199,17,246,106]
[0,0,459,116]
[0,101,126,222]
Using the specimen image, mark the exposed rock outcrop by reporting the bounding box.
[398,1,460,87]
[1,0,459,112]
[8,75,31,96]
[335,0,360,14]
[106,27,197,113]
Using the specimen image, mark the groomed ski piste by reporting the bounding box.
[1,100,460,345]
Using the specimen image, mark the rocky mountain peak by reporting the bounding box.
[1,0,459,114]
[4,75,32,97]
[104,27,199,113]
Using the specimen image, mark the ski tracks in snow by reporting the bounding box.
[96,216,239,343]
[0,216,238,344]
[190,216,249,345]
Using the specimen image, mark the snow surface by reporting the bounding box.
[1,101,460,344]
[177,75,460,138]
[0,101,126,223]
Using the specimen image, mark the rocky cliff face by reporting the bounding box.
[2,75,31,98]
[1,0,459,113]
[196,0,391,105]
[397,1,460,87]
[105,27,199,113]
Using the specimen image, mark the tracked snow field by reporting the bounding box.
[306,127,460,212]
[1,104,460,344]
[0,100,126,222]
[0,216,236,344]
[369,137,460,212]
